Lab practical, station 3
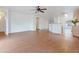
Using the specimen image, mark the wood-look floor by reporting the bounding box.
[0,30,79,53]
[0,32,7,39]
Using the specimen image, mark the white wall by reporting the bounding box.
[9,10,36,33]
[6,7,49,33]
[39,17,48,30]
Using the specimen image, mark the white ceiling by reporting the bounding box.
[0,6,79,17]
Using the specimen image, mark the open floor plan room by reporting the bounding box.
[0,6,79,53]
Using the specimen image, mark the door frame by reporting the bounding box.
[0,8,9,36]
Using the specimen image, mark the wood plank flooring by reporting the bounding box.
[0,30,79,53]
[0,32,7,39]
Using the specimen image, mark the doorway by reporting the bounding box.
[0,9,6,36]
[36,16,40,31]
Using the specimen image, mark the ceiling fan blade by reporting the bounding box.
[40,10,44,13]
[41,8,47,10]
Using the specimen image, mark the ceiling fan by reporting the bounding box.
[35,6,47,13]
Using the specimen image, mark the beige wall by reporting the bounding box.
[74,9,79,21]
[0,10,5,32]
